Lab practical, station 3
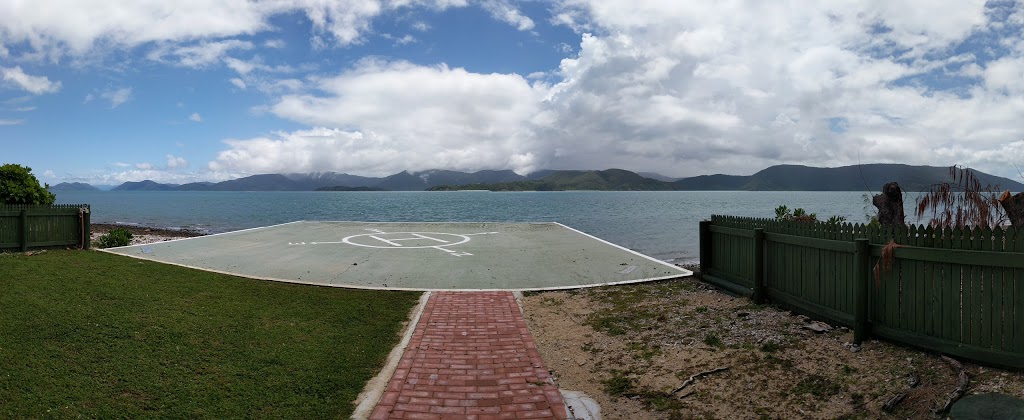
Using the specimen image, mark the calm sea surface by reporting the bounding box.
[56,191,907,263]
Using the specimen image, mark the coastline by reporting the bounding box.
[91,223,206,246]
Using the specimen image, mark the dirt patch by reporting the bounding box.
[521,268,1024,419]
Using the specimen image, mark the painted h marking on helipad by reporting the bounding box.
[288,230,500,258]
[368,233,451,247]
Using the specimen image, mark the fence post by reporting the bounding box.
[853,238,870,344]
[699,220,711,279]
[82,206,91,250]
[19,209,28,252]
[753,228,766,303]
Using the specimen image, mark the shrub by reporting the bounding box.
[775,205,817,222]
[97,228,133,248]
[775,205,846,225]
[0,163,55,205]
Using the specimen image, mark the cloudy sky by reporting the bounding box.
[2,1,1024,185]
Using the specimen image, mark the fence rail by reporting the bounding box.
[0,204,90,251]
[700,215,1024,369]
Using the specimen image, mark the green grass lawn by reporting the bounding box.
[0,250,421,418]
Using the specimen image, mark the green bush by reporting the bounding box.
[775,204,846,225]
[97,228,133,248]
[0,163,55,205]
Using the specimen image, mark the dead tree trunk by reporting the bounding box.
[1000,190,1024,227]
[873,182,906,226]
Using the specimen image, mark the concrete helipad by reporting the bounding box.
[103,221,691,290]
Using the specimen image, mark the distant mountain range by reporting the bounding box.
[428,169,673,191]
[431,165,1024,192]
[48,182,100,191]
[107,169,555,192]
[57,164,1023,192]
[670,164,1024,191]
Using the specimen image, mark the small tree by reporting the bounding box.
[0,163,56,205]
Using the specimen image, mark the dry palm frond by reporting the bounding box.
[873,240,902,288]
[915,165,1007,228]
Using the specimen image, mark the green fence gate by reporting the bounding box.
[0,204,91,251]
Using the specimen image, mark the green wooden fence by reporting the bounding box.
[700,215,1024,369]
[0,204,90,251]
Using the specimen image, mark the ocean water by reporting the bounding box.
[56,190,892,263]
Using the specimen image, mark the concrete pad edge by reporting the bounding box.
[553,222,693,277]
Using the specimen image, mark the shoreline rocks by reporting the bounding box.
[90,223,206,246]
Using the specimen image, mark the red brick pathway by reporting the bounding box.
[370,291,567,419]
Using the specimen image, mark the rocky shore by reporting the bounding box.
[90,223,206,246]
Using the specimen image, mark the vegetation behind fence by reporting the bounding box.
[0,204,90,251]
[700,215,1024,369]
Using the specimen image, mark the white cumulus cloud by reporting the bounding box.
[189,112,202,122]
[77,169,237,185]
[1,66,61,94]
[211,59,546,175]
[8,0,1024,181]
[148,39,254,67]
[517,0,1024,177]
[394,34,417,45]
[263,39,286,48]
[206,0,1024,179]
[223,56,294,76]
[0,1,538,61]
[166,154,188,168]
[99,87,133,108]
[481,0,535,31]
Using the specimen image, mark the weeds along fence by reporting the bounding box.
[699,215,1024,370]
[0,204,91,251]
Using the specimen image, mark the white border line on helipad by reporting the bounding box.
[351,290,431,419]
[554,222,694,276]
[98,220,693,292]
[101,220,306,250]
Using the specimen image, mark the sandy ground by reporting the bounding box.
[520,268,1024,419]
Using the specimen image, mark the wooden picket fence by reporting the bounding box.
[700,215,1024,369]
[0,204,91,251]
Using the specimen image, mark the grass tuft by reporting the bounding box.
[703,332,723,347]
[792,374,843,400]
[602,371,636,396]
